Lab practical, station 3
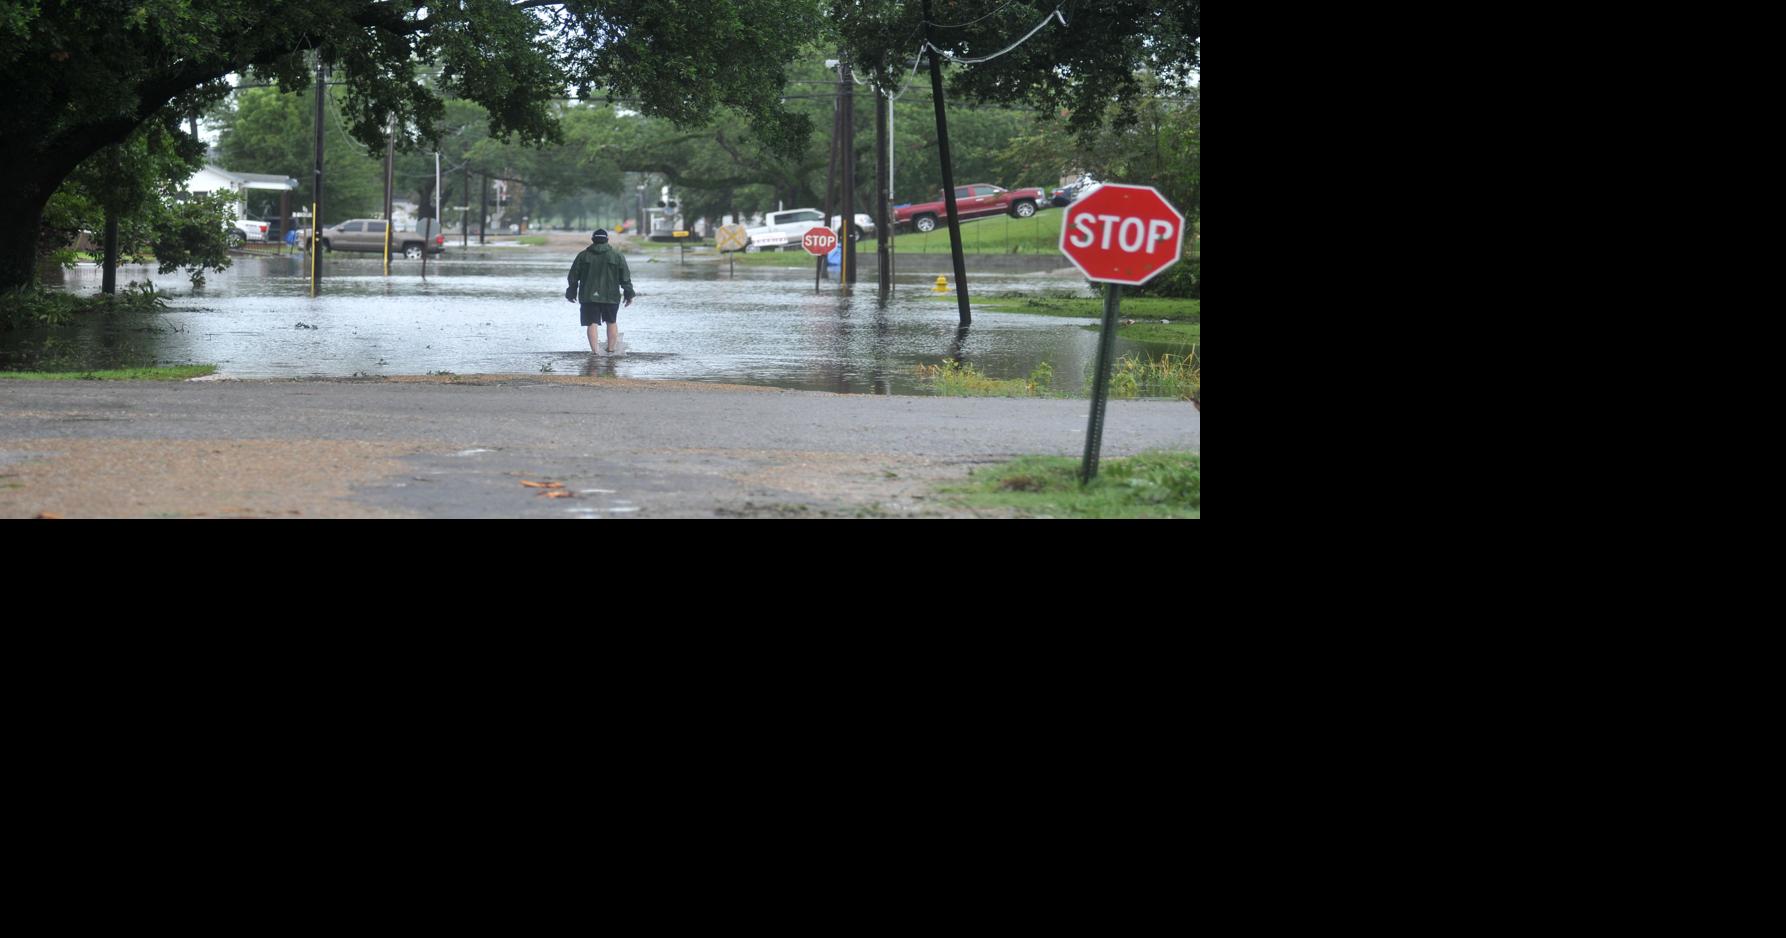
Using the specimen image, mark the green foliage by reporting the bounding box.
[215,84,384,222]
[917,358,1055,397]
[1,281,170,331]
[2,0,824,290]
[950,451,1201,519]
[148,191,236,286]
[835,1,1199,144]
[1006,81,1200,297]
[1098,349,1199,403]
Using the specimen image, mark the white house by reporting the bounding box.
[184,164,299,220]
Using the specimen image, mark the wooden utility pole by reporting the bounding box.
[922,0,969,325]
[820,69,843,287]
[479,173,488,245]
[382,122,394,275]
[875,90,891,296]
[462,164,470,248]
[311,57,325,297]
[841,53,856,286]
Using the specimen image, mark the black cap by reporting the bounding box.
[592,229,609,242]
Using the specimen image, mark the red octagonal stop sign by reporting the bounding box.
[1059,184,1185,285]
[803,227,839,255]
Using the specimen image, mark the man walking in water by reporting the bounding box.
[566,228,634,353]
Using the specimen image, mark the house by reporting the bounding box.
[184,164,300,238]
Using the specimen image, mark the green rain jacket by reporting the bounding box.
[569,242,635,304]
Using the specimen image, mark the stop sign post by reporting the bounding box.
[1059,184,1187,484]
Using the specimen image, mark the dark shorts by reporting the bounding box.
[580,301,619,326]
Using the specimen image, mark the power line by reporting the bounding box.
[926,0,1021,29]
[925,8,1066,65]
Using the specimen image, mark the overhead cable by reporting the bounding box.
[924,8,1066,66]
[926,0,1021,30]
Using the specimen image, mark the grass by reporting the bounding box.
[1103,350,1199,404]
[917,359,1055,397]
[898,209,1064,254]
[517,236,548,246]
[946,451,1200,519]
[629,211,1063,262]
[0,365,216,381]
[978,292,1201,348]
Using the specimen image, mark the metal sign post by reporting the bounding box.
[1058,184,1187,485]
[715,224,749,277]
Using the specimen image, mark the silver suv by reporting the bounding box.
[318,219,444,258]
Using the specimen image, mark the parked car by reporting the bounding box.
[228,218,269,246]
[1050,174,1103,207]
[317,219,445,257]
[895,184,1048,232]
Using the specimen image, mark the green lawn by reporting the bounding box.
[946,451,1200,518]
[0,365,217,381]
[897,209,1064,254]
[977,294,1200,347]
[629,210,1065,262]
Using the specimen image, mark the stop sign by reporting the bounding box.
[803,227,839,255]
[1058,184,1185,285]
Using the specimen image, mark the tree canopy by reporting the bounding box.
[833,0,1199,141]
[0,0,822,289]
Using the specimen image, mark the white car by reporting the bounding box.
[228,219,269,245]
[746,208,875,251]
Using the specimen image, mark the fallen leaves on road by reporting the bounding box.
[37,512,63,520]
[520,480,564,489]
[544,491,576,499]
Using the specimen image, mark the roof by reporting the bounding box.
[196,164,299,191]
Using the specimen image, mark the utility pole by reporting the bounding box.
[841,52,856,286]
[311,57,325,297]
[820,76,842,287]
[922,0,970,325]
[479,173,488,245]
[462,164,470,249]
[382,120,394,275]
[875,90,891,297]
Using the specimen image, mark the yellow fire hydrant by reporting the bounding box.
[933,276,949,292]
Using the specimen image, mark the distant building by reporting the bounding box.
[184,165,300,237]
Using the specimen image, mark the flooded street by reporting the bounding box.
[7,248,1166,396]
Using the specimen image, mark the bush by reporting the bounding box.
[1,281,170,331]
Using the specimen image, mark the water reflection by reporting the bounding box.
[3,250,1176,395]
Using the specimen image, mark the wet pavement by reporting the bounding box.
[0,376,1200,518]
[8,247,1167,396]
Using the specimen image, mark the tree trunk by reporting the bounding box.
[0,180,60,293]
[103,211,119,294]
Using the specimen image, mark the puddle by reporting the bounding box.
[5,250,1178,395]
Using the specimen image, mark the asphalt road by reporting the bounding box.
[1,376,1201,518]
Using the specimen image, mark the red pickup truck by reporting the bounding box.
[896,184,1048,232]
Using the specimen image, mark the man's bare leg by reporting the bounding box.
[606,321,619,354]
[586,322,602,353]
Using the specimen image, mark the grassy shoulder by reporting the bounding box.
[945,451,1200,519]
[900,210,1064,254]
[0,365,217,381]
[628,211,1064,260]
[978,293,1200,346]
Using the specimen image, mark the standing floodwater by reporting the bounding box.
[4,249,1173,396]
